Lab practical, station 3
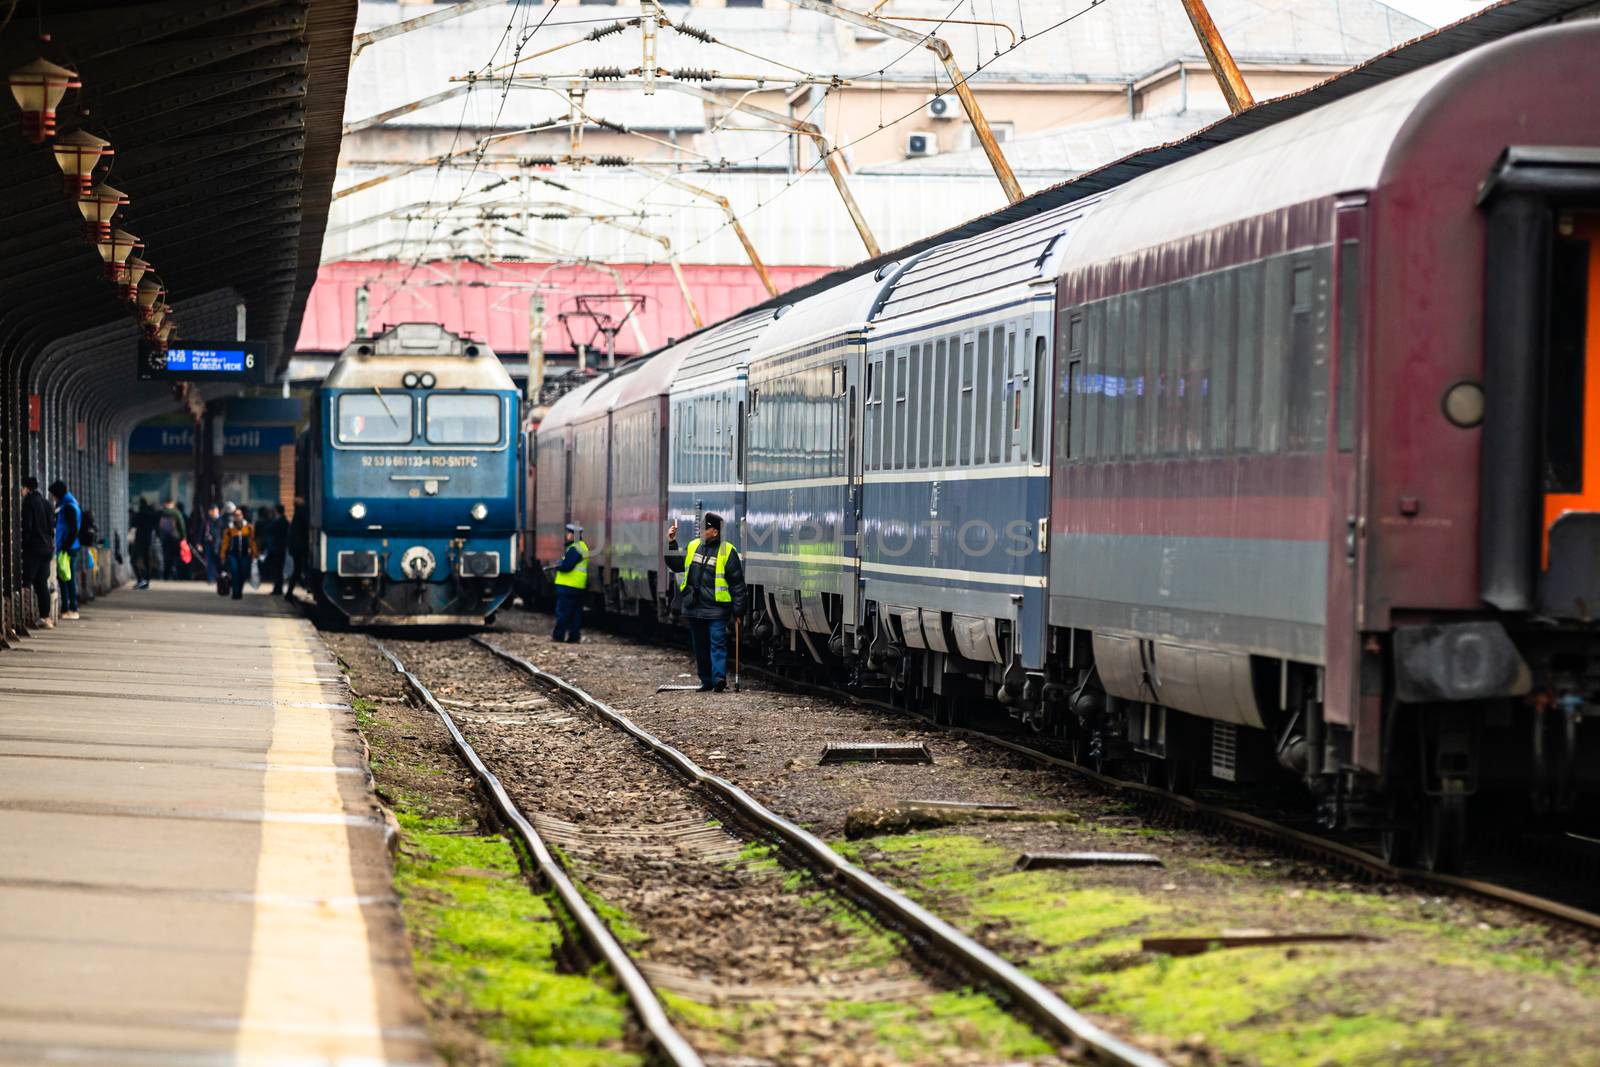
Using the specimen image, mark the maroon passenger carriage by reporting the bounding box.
[1045,21,1600,869]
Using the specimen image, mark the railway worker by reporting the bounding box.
[665,513,747,693]
[220,508,258,603]
[549,522,589,643]
[19,476,56,629]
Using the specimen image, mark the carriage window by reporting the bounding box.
[931,339,948,467]
[338,392,413,444]
[1336,240,1362,454]
[426,394,501,445]
[1031,335,1048,462]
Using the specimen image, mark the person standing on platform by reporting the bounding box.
[665,513,747,692]
[198,504,223,585]
[285,496,310,599]
[549,523,588,643]
[157,498,186,580]
[221,508,257,603]
[130,498,158,589]
[20,476,55,629]
[264,503,289,595]
[48,480,81,620]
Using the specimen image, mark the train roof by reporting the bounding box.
[537,372,614,435]
[748,264,906,364]
[671,307,781,393]
[611,336,697,409]
[324,323,510,391]
[874,199,1099,326]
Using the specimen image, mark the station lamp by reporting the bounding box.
[123,256,149,303]
[147,301,169,332]
[53,129,111,196]
[77,182,127,243]
[98,227,141,281]
[156,318,177,351]
[8,57,79,143]
[136,274,164,319]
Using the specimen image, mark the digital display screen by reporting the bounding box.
[165,347,254,374]
[137,338,269,383]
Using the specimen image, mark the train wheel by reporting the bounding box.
[1415,792,1468,873]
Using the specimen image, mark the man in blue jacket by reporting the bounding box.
[549,523,588,643]
[48,480,81,620]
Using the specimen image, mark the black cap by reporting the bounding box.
[48,480,67,497]
[703,512,723,532]
[22,475,38,490]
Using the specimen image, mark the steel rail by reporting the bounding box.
[373,641,705,1067]
[745,664,1600,934]
[472,636,1169,1067]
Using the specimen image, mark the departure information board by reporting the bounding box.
[138,339,269,383]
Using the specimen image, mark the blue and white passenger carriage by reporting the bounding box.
[307,323,520,625]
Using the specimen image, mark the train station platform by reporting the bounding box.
[0,586,433,1066]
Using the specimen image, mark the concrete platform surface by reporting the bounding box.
[0,585,435,1066]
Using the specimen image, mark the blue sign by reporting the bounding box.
[130,424,296,455]
[138,338,269,383]
[166,347,255,374]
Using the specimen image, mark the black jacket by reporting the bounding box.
[665,536,747,621]
[21,489,54,558]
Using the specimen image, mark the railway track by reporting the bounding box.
[374,634,1167,1067]
[743,663,1600,937]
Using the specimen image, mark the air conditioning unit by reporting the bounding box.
[925,95,956,120]
[905,132,938,158]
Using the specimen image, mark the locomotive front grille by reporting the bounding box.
[337,550,380,578]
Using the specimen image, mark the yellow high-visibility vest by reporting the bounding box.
[678,537,733,602]
[554,539,589,589]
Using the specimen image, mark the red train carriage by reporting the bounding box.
[1046,22,1600,868]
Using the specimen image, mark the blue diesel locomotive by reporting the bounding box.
[308,323,520,625]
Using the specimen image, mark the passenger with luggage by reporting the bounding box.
[157,499,186,580]
[220,508,258,602]
[48,480,82,620]
[19,476,56,628]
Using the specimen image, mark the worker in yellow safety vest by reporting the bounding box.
[665,512,746,691]
[550,522,588,643]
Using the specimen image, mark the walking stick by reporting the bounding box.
[734,616,742,692]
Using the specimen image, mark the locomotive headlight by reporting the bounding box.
[349,502,367,520]
[402,372,420,389]
[419,372,437,389]
[1442,380,1485,428]
[470,502,488,521]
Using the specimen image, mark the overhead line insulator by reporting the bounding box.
[673,22,714,44]
[587,67,625,81]
[671,68,714,81]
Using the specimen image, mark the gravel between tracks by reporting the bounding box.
[382,634,1071,1067]
[480,611,1600,1067]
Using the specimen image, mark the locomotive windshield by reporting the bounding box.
[425,394,502,446]
[338,392,413,444]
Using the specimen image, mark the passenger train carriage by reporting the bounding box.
[307,323,520,625]
[530,22,1600,870]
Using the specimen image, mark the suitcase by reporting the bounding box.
[217,572,230,596]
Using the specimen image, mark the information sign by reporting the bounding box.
[138,338,269,383]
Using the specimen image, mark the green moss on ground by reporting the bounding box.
[396,813,640,1067]
[839,831,1600,1066]
[824,990,1053,1061]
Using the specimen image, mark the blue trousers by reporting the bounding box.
[59,552,78,612]
[687,618,728,687]
[228,557,248,600]
[552,588,583,642]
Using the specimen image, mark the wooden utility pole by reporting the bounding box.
[1178,0,1255,113]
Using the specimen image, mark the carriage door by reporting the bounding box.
[842,353,863,633]
[1325,197,1375,767]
